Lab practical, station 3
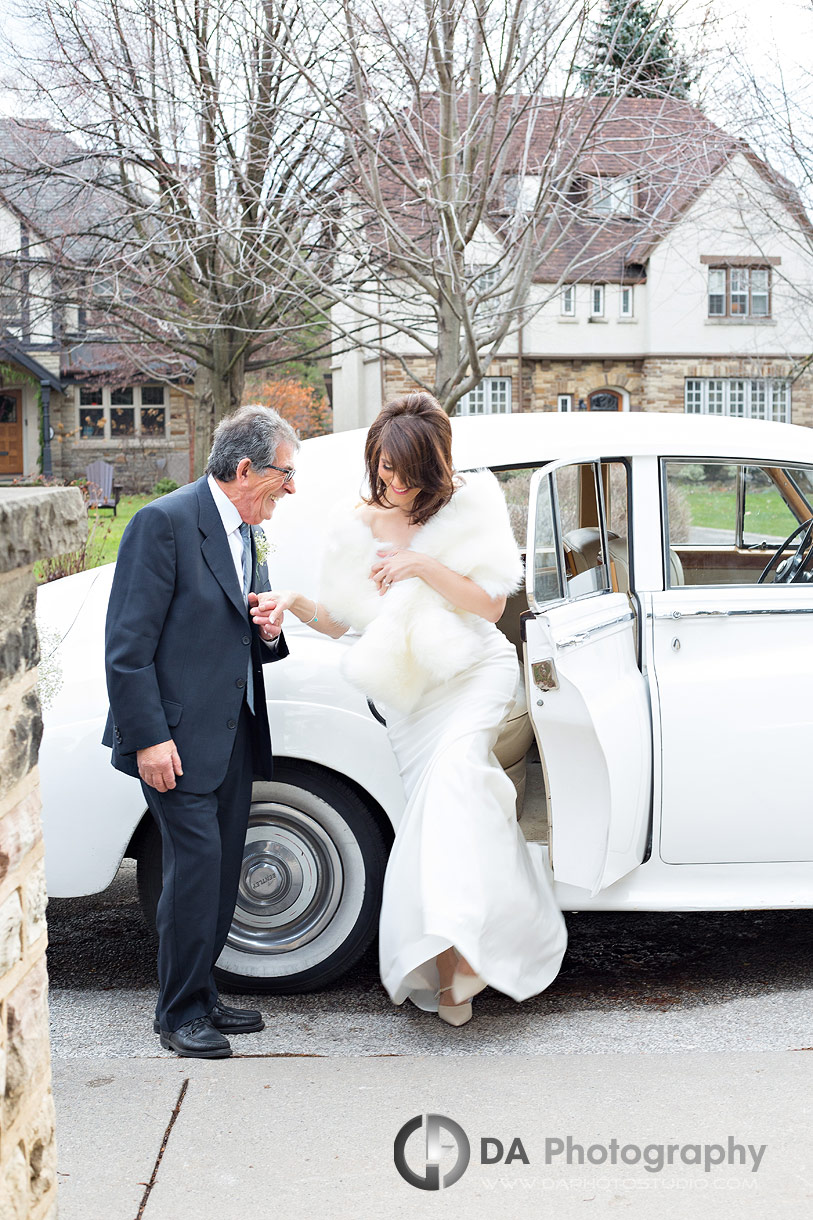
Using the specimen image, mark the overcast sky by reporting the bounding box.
[3,0,813,155]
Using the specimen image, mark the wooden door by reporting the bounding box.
[0,390,23,475]
[588,390,621,412]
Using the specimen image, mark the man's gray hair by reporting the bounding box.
[206,405,300,481]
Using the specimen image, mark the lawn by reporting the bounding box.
[91,495,157,564]
[681,485,801,538]
[36,494,157,583]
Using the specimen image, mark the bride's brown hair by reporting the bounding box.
[364,392,459,526]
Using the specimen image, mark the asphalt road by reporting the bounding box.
[45,861,813,1059]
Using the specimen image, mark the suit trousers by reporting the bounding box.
[141,700,255,1032]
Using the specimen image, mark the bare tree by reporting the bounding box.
[270,0,723,412]
[3,0,336,473]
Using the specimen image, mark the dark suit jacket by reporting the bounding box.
[102,476,288,792]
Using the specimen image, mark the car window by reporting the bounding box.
[531,461,630,607]
[664,460,813,587]
[495,467,535,547]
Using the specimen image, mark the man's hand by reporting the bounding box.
[249,590,290,640]
[137,740,183,792]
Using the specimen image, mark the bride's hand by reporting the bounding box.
[370,549,429,595]
[249,590,295,639]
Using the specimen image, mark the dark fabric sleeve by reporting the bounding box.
[104,504,177,754]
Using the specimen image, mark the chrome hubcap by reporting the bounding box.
[228,803,344,955]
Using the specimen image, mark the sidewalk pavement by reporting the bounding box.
[52,1051,813,1220]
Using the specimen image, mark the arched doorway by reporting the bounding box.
[587,390,622,412]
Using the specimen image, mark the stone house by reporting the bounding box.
[330,99,813,430]
[0,120,193,490]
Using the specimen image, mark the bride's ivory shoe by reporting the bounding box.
[437,988,473,1027]
[450,966,487,1006]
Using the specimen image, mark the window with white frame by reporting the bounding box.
[619,285,634,317]
[707,266,771,318]
[77,384,168,439]
[684,378,789,423]
[560,285,575,316]
[590,284,605,317]
[457,377,512,416]
[557,394,572,412]
[589,175,634,217]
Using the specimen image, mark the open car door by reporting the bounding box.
[523,459,652,895]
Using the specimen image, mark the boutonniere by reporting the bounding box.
[252,527,273,564]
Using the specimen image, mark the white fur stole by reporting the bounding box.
[319,470,523,714]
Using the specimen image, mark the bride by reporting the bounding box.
[251,392,566,1025]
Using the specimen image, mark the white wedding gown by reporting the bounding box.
[377,616,568,1012]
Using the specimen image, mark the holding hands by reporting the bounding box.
[250,590,347,639]
[249,590,292,640]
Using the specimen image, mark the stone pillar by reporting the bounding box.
[0,486,85,1220]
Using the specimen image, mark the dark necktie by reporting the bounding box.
[238,522,255,712]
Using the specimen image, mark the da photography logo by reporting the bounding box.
[394,1114,471,1190]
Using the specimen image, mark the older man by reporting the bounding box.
[103,406,299,1057]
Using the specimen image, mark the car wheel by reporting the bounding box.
[136,762,389,993]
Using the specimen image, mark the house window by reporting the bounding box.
[0,261,23,322]
[590,285,605,317]
[589,175,634,217]
[707,266,772,318]
[619,285,634,317]
[79,388,105,437]
[504,175,541,212]
[557,394,572,412]
[685,378,789,423]
[76,384,169,439]
[141,385,167,434]
[110,387,135,436]
[457,377,512,415]
[467,264,501,316]
[561,285,575,316]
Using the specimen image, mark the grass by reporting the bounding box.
[35,494,157,583]
[92,495,156,564]
[681,485,801,538]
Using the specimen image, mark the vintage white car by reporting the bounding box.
[37,412,813,993]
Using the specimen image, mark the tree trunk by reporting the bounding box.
[191,355,247,478]
[434,290,464,414]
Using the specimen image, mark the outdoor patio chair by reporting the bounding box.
[85,460,121,515]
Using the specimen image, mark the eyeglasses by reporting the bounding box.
[266,463,296,484]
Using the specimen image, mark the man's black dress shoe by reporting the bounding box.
[157,1016,232,1059]
[153,1001,264,1038]
[210,999,265,1034]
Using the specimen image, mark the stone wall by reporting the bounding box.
[0,486,85,1220]
[381,354,813,423]
[528,358,644,411]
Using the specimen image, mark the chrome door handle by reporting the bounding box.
[557,632,588,649]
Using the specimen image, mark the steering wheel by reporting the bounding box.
[757,518,813,584]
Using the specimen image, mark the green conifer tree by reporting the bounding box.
[580,0,697,99]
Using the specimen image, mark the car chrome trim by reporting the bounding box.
[556,611,634,647]
[653,606,813,620]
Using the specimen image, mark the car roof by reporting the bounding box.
[301,411,813,470]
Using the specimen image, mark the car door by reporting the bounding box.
[524,458,652,896]
[653,457,813,864]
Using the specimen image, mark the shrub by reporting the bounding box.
[152,477,180,496]
[252,378,332,438]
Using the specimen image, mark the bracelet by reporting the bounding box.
[303,600,319,625]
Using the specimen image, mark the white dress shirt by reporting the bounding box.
[207,475,247,603]
[206,475,278,652]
